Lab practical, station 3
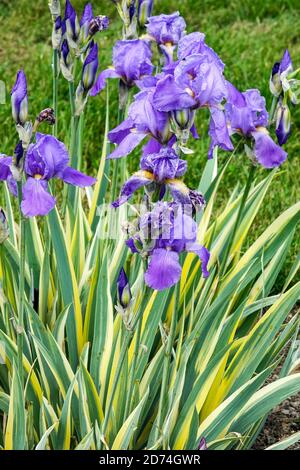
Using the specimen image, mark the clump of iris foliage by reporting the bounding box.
[0,0,299,451]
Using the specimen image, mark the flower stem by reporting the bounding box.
[219,164,256,278]
[123,304,144,420]
[154,285,178,446]
[17,181,26,388]
[269,96,279,125]
[52,48,59,137]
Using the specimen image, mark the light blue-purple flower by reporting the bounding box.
[108,88,172,159]
[208,107,233,158]
[112,147,188,207]
[1,134,96,217]
[127,203,210,290]
[225,83,287,168]
[11,70,28,125]
[91,39,153,95]
[147,12,186,45]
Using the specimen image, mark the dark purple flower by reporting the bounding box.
[81,41,98,91]
[275,99,291,146]
[138,0,154,28]
[208,107,233,158]
[88,15,109,36]
[91,39,153,95]
[112,147,188,207]
[108,88,172,159]
[61,39,71,67]
[147,12,186,46]
[18,133,96,217]
[65,0,80,42]
[252,130,287,169]
[11,70,28,125]
[117,268,132,308]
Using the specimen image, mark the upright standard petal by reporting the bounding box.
[21,178,56,217]
[144,248,182,290]
[147,12,186,45]
[252,130,288,168]
[29,134,69,179]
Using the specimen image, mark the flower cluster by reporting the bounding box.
[0,68,96,217]
[90,9,299,291]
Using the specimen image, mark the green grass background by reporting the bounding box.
[0,0,299,285]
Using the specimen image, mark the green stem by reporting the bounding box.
[154,285,178,445]
[52,49,59,137]
[219,164,256,278]
[123,307,143,420]
[17,181,26,388]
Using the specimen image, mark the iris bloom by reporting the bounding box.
[91,39,153,95]
[108,88,172,159]
[0,134,96,217]
[126,202,210,291]
[147,12,186,63]
[225,84,287,168]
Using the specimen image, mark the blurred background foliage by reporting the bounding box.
[0,0,299,287]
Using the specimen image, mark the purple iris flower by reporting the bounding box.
[252,130,287,169]
[0,134,96,217]
[127,203,210,291]
[112,147,189,207]
[137,0,154,28]
[226,83,287,168]
[208,107,233,158]
[153,52,227,112]
[147,12,186,45]
[81,41,99,92]
[177,32,225,70]
[147,12,186,64]
[65,0,80,42]
[108,88,172,159]
[11,70,28,125]
[91,39,153,95]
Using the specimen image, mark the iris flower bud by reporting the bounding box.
[52,15,63,49]
[275,99,291,146]
[60,39,74,81]
[81,42,99,92]
[117,268,132,309]
[80,3,94,41]
[137,0,153,28]
[65,0,80,43]
[11,70,28,125]
[0,209,9,244]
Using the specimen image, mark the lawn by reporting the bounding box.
[0,0,299,284]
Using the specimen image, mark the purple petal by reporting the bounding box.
[31,133,69,179]
[153,75,196,112]
[61,167,96,187]
[108,118,134,144]
[208,108,233,158]
[113,39,153,86]
[252,131,288,169]
[108,131,147,159]
[90,68,119,96]
[0,155,13,180]
[21,178,56,217]
[112,171,153,207]
[144,248,182,290]
[80,2,93,27]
